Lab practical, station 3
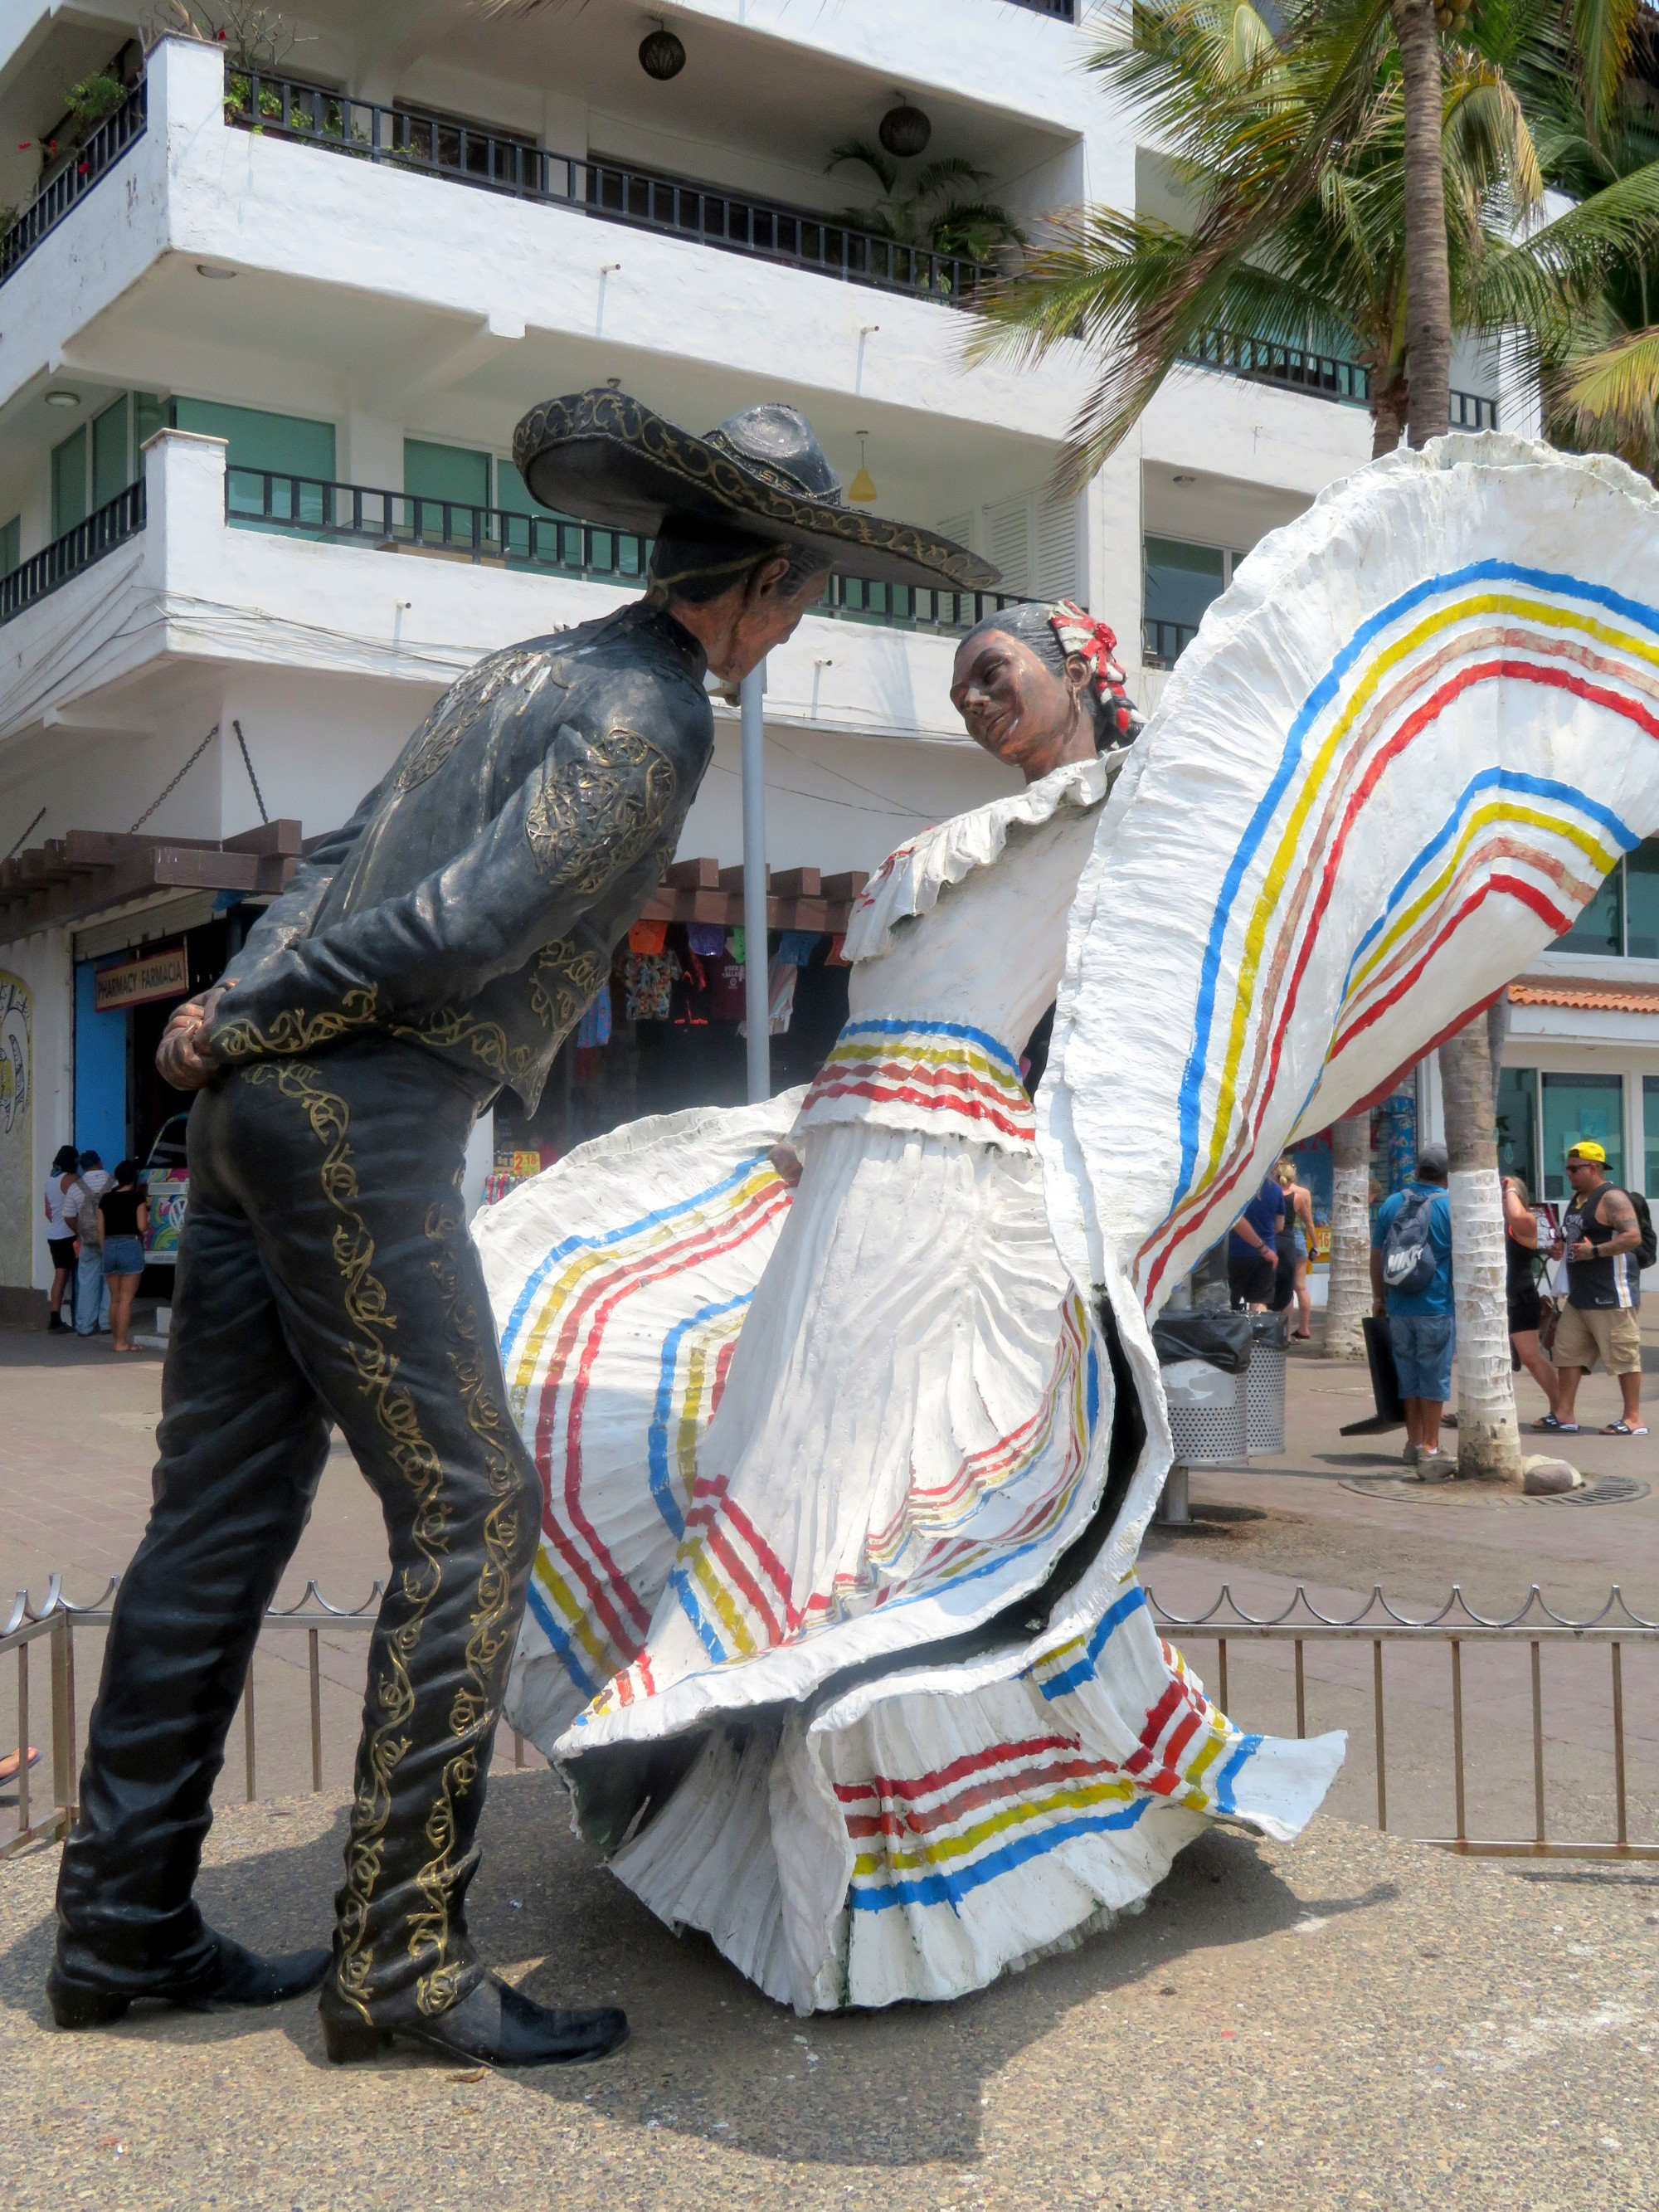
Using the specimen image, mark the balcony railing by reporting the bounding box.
[222,73,995,306]
[0,482,147,627]
[1181,328,1499,428]
[1006,0,1078,15]
[0,81,148,284]
[225,470,1024,635]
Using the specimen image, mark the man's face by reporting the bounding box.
[706,558,831,681]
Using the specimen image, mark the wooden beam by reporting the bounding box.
[820,871,870,902]
[771,866,821,898]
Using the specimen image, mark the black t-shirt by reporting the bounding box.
[98,1186,144,1240]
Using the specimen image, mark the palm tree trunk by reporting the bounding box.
[1323,1113,1372,1358]
[1438,1021,1525,1483]
[1394,0,1452,447]
[1395,0,1520,1478]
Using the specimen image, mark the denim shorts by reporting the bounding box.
[101,1235,145,1279]
[1389,1312,1455,1401]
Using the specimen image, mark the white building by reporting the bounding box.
[0,0,1637,1315]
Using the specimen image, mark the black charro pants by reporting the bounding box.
[54,1040,542,2025]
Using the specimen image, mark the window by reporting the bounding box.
[1540,1071,1623,1198]
[1647,1075,1659,1197]
[1551,837,1659,958]
[1557,865,1623,956]
[1496,1065,1538,1196]
[1143,538,1236,665]
[91,397,129,509]
[404,439,492,510]
[175,401,337,526]
[51,426,88,538]
[0,516,18,575]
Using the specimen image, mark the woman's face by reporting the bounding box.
[950,630,1095,782]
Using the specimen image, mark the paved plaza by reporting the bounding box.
[2,1320,1659,2206]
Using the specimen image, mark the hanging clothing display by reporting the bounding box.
[574,982,613,1051]
[626,919,668,957]
[621,949,681,1023]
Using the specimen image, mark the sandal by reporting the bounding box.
[1535,1415,1579,1433]
[1602,1420,1649,1436]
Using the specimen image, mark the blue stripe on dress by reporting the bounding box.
[849,1798,1151,1912]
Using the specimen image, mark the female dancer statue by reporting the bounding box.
[477,597,1342,2013]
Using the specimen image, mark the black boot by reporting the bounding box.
[47,1930,331,2028]
[320,1973,628,2069]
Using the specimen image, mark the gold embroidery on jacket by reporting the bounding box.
[527,941,609,1035]
[212,987,380,1063]
[407,1197,532,2015]
[387,1007,536,1088]
[524,728,678,892]
[394,647,559,792]
[244,1062,450,2023]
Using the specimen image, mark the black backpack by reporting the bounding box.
[1380,1186,1441,1298]
[1631,1191,1657,1271]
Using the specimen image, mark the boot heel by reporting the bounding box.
[47,1979,130,2030]
[322,2010,392,2063]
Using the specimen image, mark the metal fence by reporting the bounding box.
[1149,1582,1659,1859]
[222,470,1028,636]
[0,480,146,626]
[4,1573,1654,1864]
[224,72,995,307]
[0,81,148,285]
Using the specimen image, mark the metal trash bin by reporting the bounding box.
[1163,1358,1249,1466]
[1243,1310,1291,1454]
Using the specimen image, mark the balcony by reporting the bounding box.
[221,468,1024,636]
[1180,328,1498,428]
[221,73,995,309]
[0,79,146,282]
[0,431,1013,756]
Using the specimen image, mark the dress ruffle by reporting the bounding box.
[844,755,1114,962]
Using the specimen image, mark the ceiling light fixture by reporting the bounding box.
[44,390,80,409]
[849,430,877,504]
[196,263,236,279]
[878,94,932,158]
[639,20,686,80]
[1172,472,1197,485]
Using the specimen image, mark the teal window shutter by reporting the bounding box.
[404,440,494,551]
[51,426,89,538]
[174,400,336,524]
[92,395,131,509]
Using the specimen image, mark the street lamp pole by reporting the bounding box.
[740,657,769,1103]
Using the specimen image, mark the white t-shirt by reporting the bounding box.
[43,1172,73,1235]
[66,1170,110,1239]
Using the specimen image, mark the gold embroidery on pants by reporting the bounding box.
[406,1198,531,2015]
[245,1062,450,2023]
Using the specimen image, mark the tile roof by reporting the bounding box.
[1510,973,1659,1015]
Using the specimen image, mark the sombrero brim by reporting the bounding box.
[513,389,999,593]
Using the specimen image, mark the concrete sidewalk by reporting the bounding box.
[2,1779,1656,2210]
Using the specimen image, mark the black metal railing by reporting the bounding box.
[0,481,146,626]
[222,73,995,305]
[1143,616,1200,669]
[1006,0,1078,15]
[0,80,148,284]
[225,470,1024,635]
[1180,328,1499,429]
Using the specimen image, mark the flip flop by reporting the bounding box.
[0,1747,40,1785]
[1602,1420,1649,1436]
[1535,1415,1579,1433]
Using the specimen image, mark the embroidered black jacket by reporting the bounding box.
[207,600,713,1112]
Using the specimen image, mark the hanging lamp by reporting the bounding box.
[878,95,931,158]
[849,431,877,504]
[639,20,686,80]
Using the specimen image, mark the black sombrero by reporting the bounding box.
[512,388,998,592]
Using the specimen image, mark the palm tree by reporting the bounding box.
[825,142,1024,266]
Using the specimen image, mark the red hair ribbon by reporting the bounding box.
[1048,598,1136,740]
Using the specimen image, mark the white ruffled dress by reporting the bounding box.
[478,758,1343,2014]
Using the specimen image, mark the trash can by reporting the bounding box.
[1152,1311,1252,1525]
[1244,1310,1291,1454]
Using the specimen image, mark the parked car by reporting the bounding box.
[141,1112,190,1264]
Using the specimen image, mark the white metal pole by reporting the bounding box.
[740,658,769,1103]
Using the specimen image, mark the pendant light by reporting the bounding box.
[639,20,686,80]
[878,95,931,158]
[849,431,877,504]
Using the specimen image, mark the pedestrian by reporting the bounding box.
[97,1162,149,1355]
[1370,1143,1455,1477]
[1542,1141,1649,1437]
[1275,1154,1316,1338]
[43,1143,80,1333]
[1228,1170,1284,1311]
[1501,1172,1559,1417]
[66,1151,111,1337]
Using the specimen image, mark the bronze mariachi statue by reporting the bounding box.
[47,389,994,2068]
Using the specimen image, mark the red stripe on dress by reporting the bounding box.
[682,1499,787,1644]
[802,1075,1033,1142]
[841,1749,1122,1839]
[1141,657,1659,1302]
[832,1732,1080,1805]
[686,1475,796,1622]
[1122,1680,1187,1776]
[1329,874,1568,1055]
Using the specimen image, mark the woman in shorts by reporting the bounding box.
[42,1145,80,1334]
[96,1162,149,1355]
[1502,1174,1559,1417]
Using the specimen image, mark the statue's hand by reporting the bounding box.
[767,1142,803,1189]
[157,983,231,1093]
